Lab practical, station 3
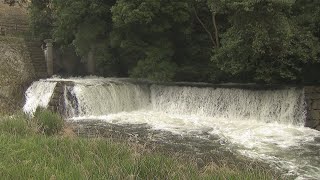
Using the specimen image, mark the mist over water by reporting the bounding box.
[24,78,320,179]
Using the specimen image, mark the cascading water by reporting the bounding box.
[151,85,306,126]
[24,78,320,179]
[67,82,150,117]
[23,80,57,115]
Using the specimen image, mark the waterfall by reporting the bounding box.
[23,78,320,179]
[59,79,306,126]
[65,82,150,117]
[151,85,306,126]
[24,79,306,126]
[23,80,57,115]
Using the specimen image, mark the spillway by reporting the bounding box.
[23,78,320,179]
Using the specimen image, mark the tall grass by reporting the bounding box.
[0,114,280,179]
[33,108,64,135]
[0,113,36,136]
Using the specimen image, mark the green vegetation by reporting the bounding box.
[23,0,320,83]
[0,113,280,179]
[33,108,64,135]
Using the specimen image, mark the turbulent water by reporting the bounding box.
[24,78,320,179]
[23,80,57,115]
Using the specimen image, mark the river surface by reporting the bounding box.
[69,111,320,180]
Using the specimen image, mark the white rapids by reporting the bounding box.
[23,80,57,116]
[24,78,320,179]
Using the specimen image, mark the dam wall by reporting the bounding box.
[39,79,320,130]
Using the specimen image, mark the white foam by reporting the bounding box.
[70,111,320,179]
[65,82,150,117]
[23,80,57,116]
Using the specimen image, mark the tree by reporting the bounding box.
[211,0,320,83]
[111,0,225,82]
[27,0,320,83]
[111,0,192,81]
[52,0,117,75]
[193,0,226,49]
[293,0,320,82]
[29,0,53,40]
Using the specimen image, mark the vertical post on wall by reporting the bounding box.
[87,45,96,75]
[44,39,54,77]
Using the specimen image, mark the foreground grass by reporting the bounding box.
[0,114,278,179]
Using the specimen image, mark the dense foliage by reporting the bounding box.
[25,0,320,83]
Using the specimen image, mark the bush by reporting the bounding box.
[33,108,64,135]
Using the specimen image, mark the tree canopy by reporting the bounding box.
[26,0,320,83]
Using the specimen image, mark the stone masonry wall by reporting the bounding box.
[304,86,320,131]
[0,3,47,113]
[48,82,64,114]
[48,81,76,116]
[0,2,29,36]
[0,36,36,112]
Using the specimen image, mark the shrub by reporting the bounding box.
[33,108,64,135]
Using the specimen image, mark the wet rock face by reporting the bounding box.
[305,86,320,130]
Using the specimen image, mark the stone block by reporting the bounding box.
[308,93,320,100]
[304,86,316,94]
[305,100,313,110]
[309,110,320,120]
[305,119,320,128]
[314,87,320,93]
[312,101,320,110]
[316,125,320,131]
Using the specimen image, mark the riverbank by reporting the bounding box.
[0,113,280,179]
